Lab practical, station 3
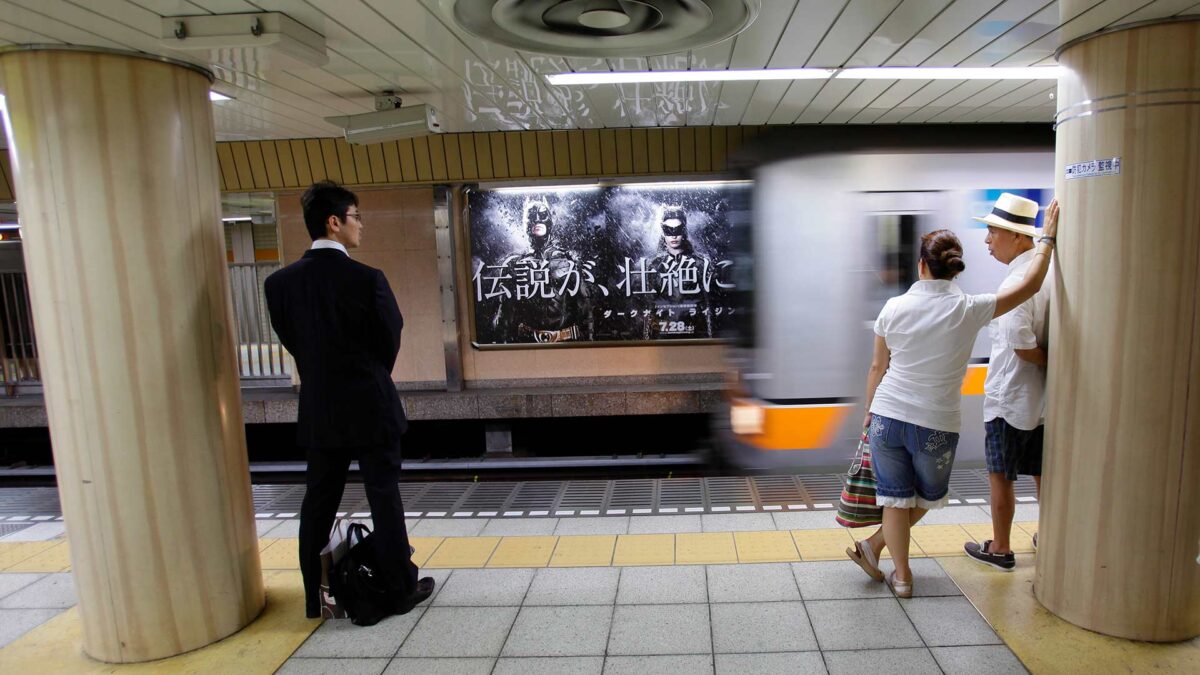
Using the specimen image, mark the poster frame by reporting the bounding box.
[462,177,751,351]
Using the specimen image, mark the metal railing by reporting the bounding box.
[228,262,291,381]
[0,272,39,396]
[0,261,290,396]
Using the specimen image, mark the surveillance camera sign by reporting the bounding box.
[1065,157,1120,180]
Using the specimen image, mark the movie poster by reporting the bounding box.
[469,181,750,346]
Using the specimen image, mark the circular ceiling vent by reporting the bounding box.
[449,0,759,57]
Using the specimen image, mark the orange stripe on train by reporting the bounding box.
[741,364,988,451]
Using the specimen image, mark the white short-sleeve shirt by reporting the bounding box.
[983,249,1051,430]
[870,280,997,433]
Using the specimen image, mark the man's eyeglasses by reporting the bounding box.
[343,211,363,223]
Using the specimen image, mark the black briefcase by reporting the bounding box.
[330,523,394,627]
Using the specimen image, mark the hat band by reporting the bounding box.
[991,207,1036,226]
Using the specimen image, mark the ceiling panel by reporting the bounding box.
[810,0,956,123]
[959,3,1060,65]
[362,0,566,129]
[741,0,848,124]
[982,84,1056,121]
[0,22,57,46]
[863,0,1069,123]
[0,0,124,49]
[847,0,957,67]
[924,0,1052,67]
[648,51,692,127]
[518,52,603,129]
[127,1,212,17]
[1024,0,1185,65]
[608,56,658,127]
[684,39,735,126]
[906,79,1012,122]
[413,0,585,128]
[251,0,515,131]
[876,80,965,122]
[951,79,1054,121]
[924,79,1027,121]
[187,0,260,11]
[0,1,1193,140]
[559,56,630,128]
[776,0,908,123]
[711,0,798,125]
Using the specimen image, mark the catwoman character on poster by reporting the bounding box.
[642,206,714,339]
[490,198,594,344]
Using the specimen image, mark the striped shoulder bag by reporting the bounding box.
[835,428,883,527]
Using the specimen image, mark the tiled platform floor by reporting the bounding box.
[276,560,1020,675]
[1,503,1197,674]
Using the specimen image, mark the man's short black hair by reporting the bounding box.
[301,180,358,241]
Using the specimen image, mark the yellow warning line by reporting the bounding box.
[0,524,1043,573]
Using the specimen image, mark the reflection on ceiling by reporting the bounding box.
[0,0,1196,142]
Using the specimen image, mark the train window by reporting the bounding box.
[870,214,919,316]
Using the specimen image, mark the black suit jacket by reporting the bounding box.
[264,248,408,449]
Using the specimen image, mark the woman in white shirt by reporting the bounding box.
[847,200,1059,597]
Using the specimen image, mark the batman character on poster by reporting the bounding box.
[469,182,749,345]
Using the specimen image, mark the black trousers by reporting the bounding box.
[299,443,419,614]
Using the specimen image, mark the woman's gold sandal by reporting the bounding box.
[846,540,884,582]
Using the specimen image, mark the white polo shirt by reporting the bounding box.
[983,249,1051,430]
[870,280,997,433]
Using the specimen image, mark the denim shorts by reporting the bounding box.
[984,418,1044,481]
[868,413,959,509]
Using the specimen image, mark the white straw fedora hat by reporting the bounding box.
[972,193,1040,237]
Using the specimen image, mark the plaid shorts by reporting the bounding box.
[984,418,1044,481]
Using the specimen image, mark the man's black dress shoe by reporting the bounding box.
[306,606,321,619]
[396,577,436,615]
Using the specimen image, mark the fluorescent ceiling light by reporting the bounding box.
[0,224,20,230]
[209,90,232,102]
[836,66,1062,80]
[546,66,1061,85]
[546,69,833,85]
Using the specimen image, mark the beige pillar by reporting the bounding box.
[1038,17,1200,641]
[0,47,263,662]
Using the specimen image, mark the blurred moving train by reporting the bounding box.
[719,128,1054,471]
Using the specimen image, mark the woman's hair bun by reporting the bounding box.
[941,251,966,273]
[920,229,966,280]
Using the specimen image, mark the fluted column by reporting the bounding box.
[1039,16,1200,641]
[0,47,263,662]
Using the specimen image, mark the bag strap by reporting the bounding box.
[347,522,372,548]
[847,427,869,476]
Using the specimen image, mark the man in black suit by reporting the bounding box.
[264,180,433,619]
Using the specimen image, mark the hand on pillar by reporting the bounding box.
[1044,199,1059,239]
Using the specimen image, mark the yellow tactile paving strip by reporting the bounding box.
[940,556,1200,672]
[0,571,317,674]
[0,524,1046,573]
[675,532,737,564]
[613,534,674,566]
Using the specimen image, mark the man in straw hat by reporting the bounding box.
[964,193,1055,571]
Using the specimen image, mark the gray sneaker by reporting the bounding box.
[964,540,1016,571]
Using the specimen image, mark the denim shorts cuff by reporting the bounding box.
[876,494,916,509]
[916,495,949,510]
